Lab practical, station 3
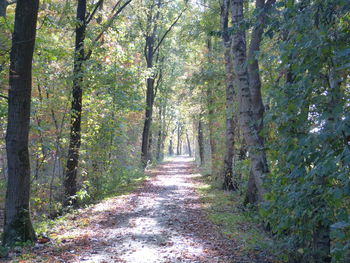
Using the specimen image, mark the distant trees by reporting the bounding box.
[0,0,349,261]
[3,0,39,245]
[139,0,186,167]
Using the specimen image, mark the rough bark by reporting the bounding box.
[221,0,237,191]
[3,0,39,245]
[64,0,86,207]
[231,0,268,203]
[141,68,155,167]
[198,119,205,166]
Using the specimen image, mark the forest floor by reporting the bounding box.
[2,157,278,263]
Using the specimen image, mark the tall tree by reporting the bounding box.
[140,1,185,167]
[220,0,236,190]
[64,0,131,206]
[231,0,274,203]
[3,0,39,245]
[64,0,87,206]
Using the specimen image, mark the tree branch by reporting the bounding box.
[85,0,132,60]
[86,0,103,25]
[152,7,186,55]
[0,93,8,100]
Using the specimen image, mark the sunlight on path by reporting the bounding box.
[76,157,228,263]
[30,157,270,263]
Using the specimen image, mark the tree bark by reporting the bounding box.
[176,122,182,155]
[3,0,39,245]
[156,105,162,161]
[221,0,237,191]
[64,0,86,207]
[198,118,205,166]
[186,132,192,157]
[0,0,7,17]
[141,33,156,167]
[231,0,268,203]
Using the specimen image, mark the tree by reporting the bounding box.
[0,0,15,17]
[220,0,236,191]
[197,116,205,166]
[140,0,186,167]
[64,0,131,206]
[231,0,274,203]
[3,0,39,245]
[64,0,87,207]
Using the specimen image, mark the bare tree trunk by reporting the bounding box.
[141,73,155,167]
[176,122,182,155]
[221,0,237,191]
[3,0,39,245]
[64,0,87,207]
[231,0,269,203]
[186,132,192,157]
[198,118,205,166]
[156,105,162,161]
[160,104,166,160]
[148,129,153,162]
[0,0,7,17]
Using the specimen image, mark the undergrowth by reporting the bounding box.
[194,171,278,259]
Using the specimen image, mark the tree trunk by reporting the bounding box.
[3,0,39,245]
[176,122,181,155]
[141,35,155,167]
[64,0,87,207]
[148,129,153,162]
[231,0,268,203]
[156,105,162,161]
[160,104,166,160]
[221,0,237,191]
[198,119,205,166]
[186,132,192,157]
[0,0,7,17]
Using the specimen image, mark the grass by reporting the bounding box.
[35,172,149,235]
[194,172,276,256]
[0,170,151,261]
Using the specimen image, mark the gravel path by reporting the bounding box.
[8,157,274,262]
[78,157,236,263]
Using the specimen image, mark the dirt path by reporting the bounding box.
[9,157,273,263]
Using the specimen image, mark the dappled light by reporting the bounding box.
[0,0,349,262]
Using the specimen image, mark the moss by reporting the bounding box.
[3,207,36,246]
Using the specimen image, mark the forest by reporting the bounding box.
[0,0,349,262]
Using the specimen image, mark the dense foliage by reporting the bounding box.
[0,0,349,261]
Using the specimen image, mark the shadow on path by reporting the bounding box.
[15,157,274,263]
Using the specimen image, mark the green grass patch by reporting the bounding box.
[195,174,275,255]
